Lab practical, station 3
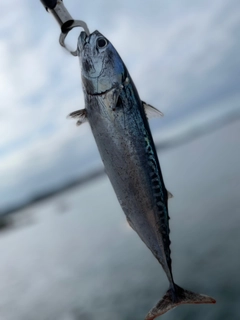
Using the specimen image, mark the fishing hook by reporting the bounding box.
[40,0,90,56]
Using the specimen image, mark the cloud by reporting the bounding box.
[0,0,239,208]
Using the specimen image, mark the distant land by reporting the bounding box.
[0,168,104,218]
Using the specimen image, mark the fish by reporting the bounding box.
[68,30,216,319]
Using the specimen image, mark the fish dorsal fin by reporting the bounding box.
[143,101,164,118]
[67,109,88,126]
[167,190,173,199]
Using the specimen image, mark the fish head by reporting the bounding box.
[77,30,126,94]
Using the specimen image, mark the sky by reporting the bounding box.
[0,0,240,209]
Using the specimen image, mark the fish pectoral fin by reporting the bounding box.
[104,83,123,111]
[143,101,164,118]
[167,190,173,199]
[67,109,88,126]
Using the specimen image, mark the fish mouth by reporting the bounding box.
[78,31,88,52]
[80,31,87,43]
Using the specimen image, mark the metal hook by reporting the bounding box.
[40,0,90,56]
[59,20,90,56]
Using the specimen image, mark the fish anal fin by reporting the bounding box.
[145,284,216,320]
[143,101,164,119]
[126,216,135,230]
[167,190,173,199]
[68,109,88,126]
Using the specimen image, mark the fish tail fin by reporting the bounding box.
[145,283,216,320]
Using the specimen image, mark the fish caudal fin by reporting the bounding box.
[145,284,216,320]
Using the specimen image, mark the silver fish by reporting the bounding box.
[69,30,216,319]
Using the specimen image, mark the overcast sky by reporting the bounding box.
[0,0,239,209]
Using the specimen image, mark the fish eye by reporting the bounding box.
[97,38,107,48]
